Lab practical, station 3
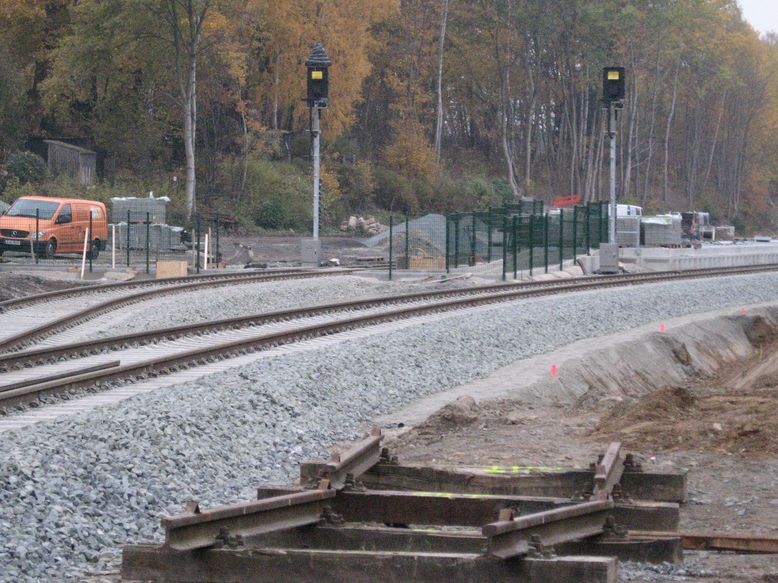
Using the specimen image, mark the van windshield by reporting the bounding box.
[6,199,60,219]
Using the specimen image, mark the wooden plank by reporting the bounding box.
[122,545,618,583]
[635,531,778,554]
[349,463,687,503]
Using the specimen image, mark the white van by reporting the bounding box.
[608,204,643,217]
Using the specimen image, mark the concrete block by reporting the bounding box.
[156,260,188,279]
[599,243,619,273]
[301,239,321,266]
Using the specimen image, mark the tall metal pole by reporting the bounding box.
[608,102,617,245]
[312,106,321,240]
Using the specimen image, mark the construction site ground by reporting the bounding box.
[386,336,778,582]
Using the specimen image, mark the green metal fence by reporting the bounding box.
[383,201,608,280]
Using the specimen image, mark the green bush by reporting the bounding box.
[256,199,288,229]
[235,158,312,232]
[6,151,48,184]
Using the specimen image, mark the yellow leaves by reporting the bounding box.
[382,119,436,182]
[320,165,342,205]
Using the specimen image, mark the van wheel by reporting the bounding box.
[89,240,100,260]
[44,239,57,259]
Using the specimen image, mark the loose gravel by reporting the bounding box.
[39,274,454,345]
[3,272,778,581]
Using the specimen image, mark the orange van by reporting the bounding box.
[0,196,108,259]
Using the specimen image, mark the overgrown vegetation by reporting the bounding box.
[0,1,777,233]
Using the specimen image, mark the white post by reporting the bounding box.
[608,102,617,245]
[111,224,116,269]
[80,227,90,280]
[312,106,321,240]
[203,233,209,271]
[29,238,35,261]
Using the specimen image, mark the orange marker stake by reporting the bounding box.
[659,323,665,333]
[551,364,558,378]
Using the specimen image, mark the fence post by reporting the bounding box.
[512,214,518,280]
[35,208,39,264]
[544,211,549,274]
[572,205,578,265]
[445,215,450,273]
[145,212,150,275]
[559,208,564,271]
[195,216,201,274]
[529,214,535,277]
[470,212,477,266]
[88,211,93,273]
[502,215,508,281]
[215,213,220,266]
[585,202,591,255]
[126,209,131,267]
[487,207,493,263]
[388,215,394,281]
[404,214,409,270]
[453,215,460,268]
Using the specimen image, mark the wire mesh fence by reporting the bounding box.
[385,201,608,280]
[0,197,223,276]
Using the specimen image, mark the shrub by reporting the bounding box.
[6,151,48,184]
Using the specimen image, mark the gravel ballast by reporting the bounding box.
[75,275,443,340]
[3,272,778,581]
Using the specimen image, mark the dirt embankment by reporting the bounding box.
[0,273,83,301]
[390,310,778,581]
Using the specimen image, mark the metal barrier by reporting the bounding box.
[384,202,608,280]
[0,202,221,276]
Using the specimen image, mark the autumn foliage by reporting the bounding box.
[0,0,776,231]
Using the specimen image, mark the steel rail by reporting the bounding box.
[0,272,653,370]
[0,360,120,392]
[483,500,615,559]
[318,428,384,490]
[161,489,337,551]
[3,263,777,371]
[3,263,778,409]
[0,269,352,353]
[592,442,624,500]
[0,268,323,313]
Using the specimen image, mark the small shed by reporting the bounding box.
[43,140,97,186]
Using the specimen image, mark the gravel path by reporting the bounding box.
[3,272,778,581]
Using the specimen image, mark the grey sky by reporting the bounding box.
[738,0,778,35]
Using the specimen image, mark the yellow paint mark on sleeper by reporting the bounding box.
[483,465,565,474]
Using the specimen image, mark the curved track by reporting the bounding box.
[2,264,777,411]
[0,268,352,352]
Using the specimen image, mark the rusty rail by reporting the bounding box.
[483,500,615,559]
[318,428,383,489]
[592,442,624,500]
[162,488,337,551]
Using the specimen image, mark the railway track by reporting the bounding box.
[1,264,777,412]
[0,268,352,352]
[121,431,687,583]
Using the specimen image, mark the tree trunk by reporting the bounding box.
[434,0,449,165]
[662,59,680,203]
